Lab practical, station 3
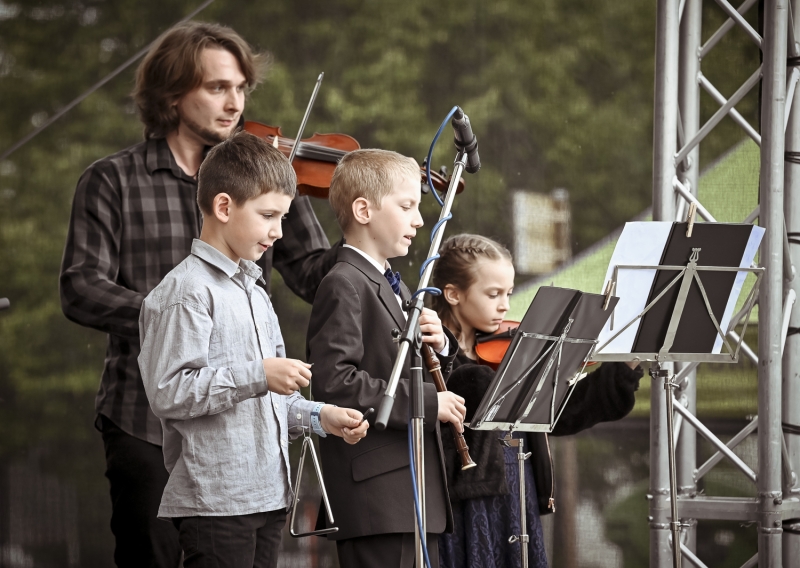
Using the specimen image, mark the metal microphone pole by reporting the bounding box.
[377,151,468,568]
[410,331,427,562]
[375,150,467,431]
[377,104,477,432]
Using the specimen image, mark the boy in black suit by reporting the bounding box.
[307,149,467,567]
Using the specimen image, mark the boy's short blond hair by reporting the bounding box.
[329,149,420,231]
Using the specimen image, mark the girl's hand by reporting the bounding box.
[419,308,447,353]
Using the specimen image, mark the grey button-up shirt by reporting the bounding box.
[138,239,323,518]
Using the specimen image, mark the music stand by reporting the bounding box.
[590,221,765,568]
[469,286,618,568]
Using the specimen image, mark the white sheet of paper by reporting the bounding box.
[713,225,765,352]
[595,222,673,354]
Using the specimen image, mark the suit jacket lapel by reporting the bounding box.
[338,248,406,328]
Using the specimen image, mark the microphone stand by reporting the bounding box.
[376,150,468,567]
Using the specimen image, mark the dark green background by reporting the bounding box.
[0,1,761,566]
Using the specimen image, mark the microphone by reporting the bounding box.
[451,107,481,174]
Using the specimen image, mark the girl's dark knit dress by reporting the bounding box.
[439,352,643,568]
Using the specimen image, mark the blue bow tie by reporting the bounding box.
[384,268,401,295]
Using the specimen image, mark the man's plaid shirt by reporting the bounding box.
[60,137,338,445]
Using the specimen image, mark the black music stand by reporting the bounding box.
[469,286,617,568]
[590,221,764,568]
[593,221,764,363]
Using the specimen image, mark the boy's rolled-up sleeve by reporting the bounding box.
[285,393,327,439]
[139,300,268,421]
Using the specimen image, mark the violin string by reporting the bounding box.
[271,136,347,161]
[262,134,434,183]
[279,137,345,158]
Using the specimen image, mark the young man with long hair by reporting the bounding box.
[59,22,339,568]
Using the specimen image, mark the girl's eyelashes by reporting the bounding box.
[486,290,513,299]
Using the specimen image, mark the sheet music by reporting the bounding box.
[470,287,616,432]
[713,225,764,352]
[595,222,673,354]
[596,221,764,355]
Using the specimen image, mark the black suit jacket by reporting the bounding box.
[307,247,456,540]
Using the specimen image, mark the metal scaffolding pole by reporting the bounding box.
[783,1,800,563]
[759,1,788,565]
[652,1,681,565]
[677,0,702,556]
[652,0,794,565]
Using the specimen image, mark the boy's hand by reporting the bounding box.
[320,406,369,444]
[419,308,447,353]
[437,391,467,433]
[262,358,311,395]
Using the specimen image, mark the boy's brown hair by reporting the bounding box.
[133,21,269,139]
[328,149,420,232]
[197,132,296,215]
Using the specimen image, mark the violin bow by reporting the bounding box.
[288,72,325,164]
[288,75,343,537]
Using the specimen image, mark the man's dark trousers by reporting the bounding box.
[100,415,181,568]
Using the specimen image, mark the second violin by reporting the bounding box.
[475,320,520,371]
[243,121,465,200]
[475,319,599,373]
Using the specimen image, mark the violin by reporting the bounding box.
[474,320,599,373]
[243,121,465,199]
[474,320,520,371]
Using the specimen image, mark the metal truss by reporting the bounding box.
[652,0,800,565]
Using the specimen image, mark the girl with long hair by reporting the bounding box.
[433,234,642,568]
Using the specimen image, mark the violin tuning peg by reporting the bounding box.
[438,165,449,178]
[420,158,430,194]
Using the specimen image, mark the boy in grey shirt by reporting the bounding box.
[138,132,368,568]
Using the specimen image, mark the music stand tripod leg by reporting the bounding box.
[504,432,531,568]
[653,363,682,568]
